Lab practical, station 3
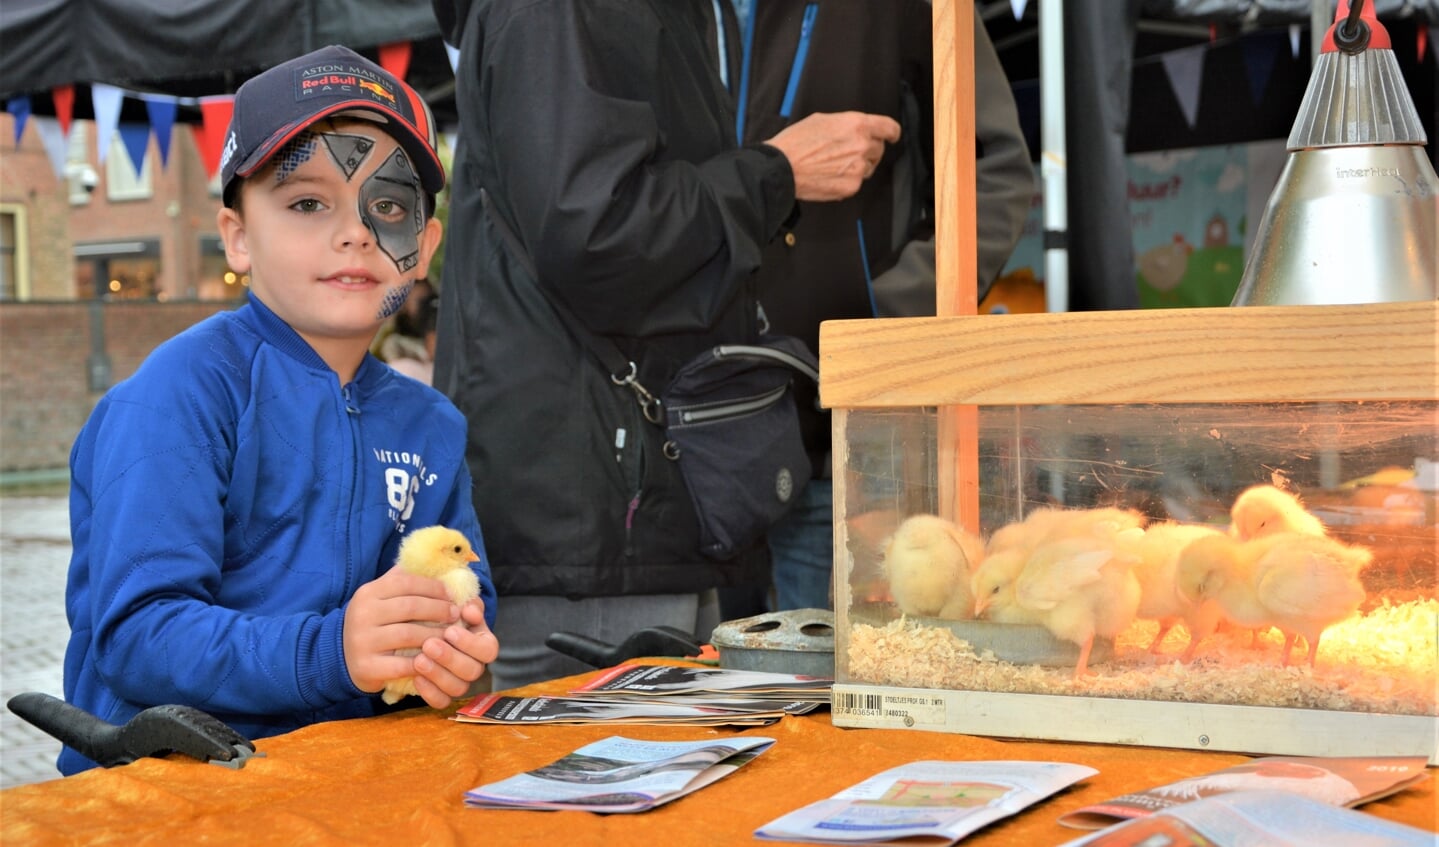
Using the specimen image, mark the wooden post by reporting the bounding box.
[932,0,980,532]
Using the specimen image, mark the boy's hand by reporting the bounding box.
[411,599,500,707]
[343,567,464,697]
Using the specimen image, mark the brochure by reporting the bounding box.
[464,735,775,813]
[453,694,812,727]
[571,663,832,702]
[1059,789,1435,847]
[1058,755,1430,830]
[753,760,1098,845]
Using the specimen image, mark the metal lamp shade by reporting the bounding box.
[1231,2,1437,306]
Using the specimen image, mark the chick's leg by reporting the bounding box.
[1280,630,1302,667]
[1146,619,1176,655]
[1180,602,1222,663]
[1072,636,1095,681]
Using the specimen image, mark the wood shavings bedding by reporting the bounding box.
[846,598,1438,716]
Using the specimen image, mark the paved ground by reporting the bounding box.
[0,492,70,788]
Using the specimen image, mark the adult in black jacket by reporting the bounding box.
[731,1,1035,613]
[431,0,899,688]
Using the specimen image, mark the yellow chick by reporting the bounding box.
[883,514,985,620]
[1129,521,1225,656]
[1174,532,1369,667]
[970,548,1044,625]
[1012,537,1143,679]
[381,526,482,705]
[973,507,1144,628]
[988,506,1145,555]
[1229,484,1326,541]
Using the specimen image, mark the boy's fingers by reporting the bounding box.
[409,673,455,709]
[384,595,459,627]
[418,636,486,695]
[460,599,500,663]
[463,626,501,664]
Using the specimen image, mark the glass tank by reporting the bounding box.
[832,401,1437,749]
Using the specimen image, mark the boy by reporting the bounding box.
[59,45,498,776]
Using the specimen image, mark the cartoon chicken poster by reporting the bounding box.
[1128,141,1286,308]
[995,141,1290,311]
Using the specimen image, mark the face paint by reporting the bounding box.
[271,132,321,185]
[319,132,375,182]
[359,149,426,274]
[272,128,376,186]
[377,282,413,321]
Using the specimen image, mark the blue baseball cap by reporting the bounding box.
[219,44,444,207]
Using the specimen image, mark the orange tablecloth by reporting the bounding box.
[4,661,1435,846]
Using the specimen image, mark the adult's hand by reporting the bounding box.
[764,111,901,202]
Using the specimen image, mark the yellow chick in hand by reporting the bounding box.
[381,526,482,705]
[883,514,985,620]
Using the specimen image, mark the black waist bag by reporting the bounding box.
[657,335,819,560]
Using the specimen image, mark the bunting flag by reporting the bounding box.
[193,95,235,180]
[91,84,125,166]
[142,95,177,167]
[1160,44,1207,129]
[51,84,75,138]
[118,123,151,178]
[6,96,31,147]
[378,41,413,81]
[1010,0,1026,21]
[1240,32,1281,107]
[33,116,70,181]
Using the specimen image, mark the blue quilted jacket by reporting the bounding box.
[60,294,496,775]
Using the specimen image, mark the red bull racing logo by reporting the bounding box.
[358,79,396,103]
[298,67,397,104]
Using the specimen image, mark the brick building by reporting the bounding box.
[0,114,239,475]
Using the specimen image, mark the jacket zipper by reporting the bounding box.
[676,384,788,425]
[624,400,645,557]
[780,4,819,119]
[735,0,758,142]
[341,384,362,598]
[856,219,879,317]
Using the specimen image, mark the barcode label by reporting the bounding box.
[832,686,948,728]
[835,691,883,713]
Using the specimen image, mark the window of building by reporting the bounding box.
[73,239,161,300]
[0,206,25,301]
[105,133,153,202]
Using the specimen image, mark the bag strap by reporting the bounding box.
[711,344,819,383]
[481,189,665,422]
[480,188,817,423]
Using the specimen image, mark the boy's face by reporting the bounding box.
[216,118,442,353]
